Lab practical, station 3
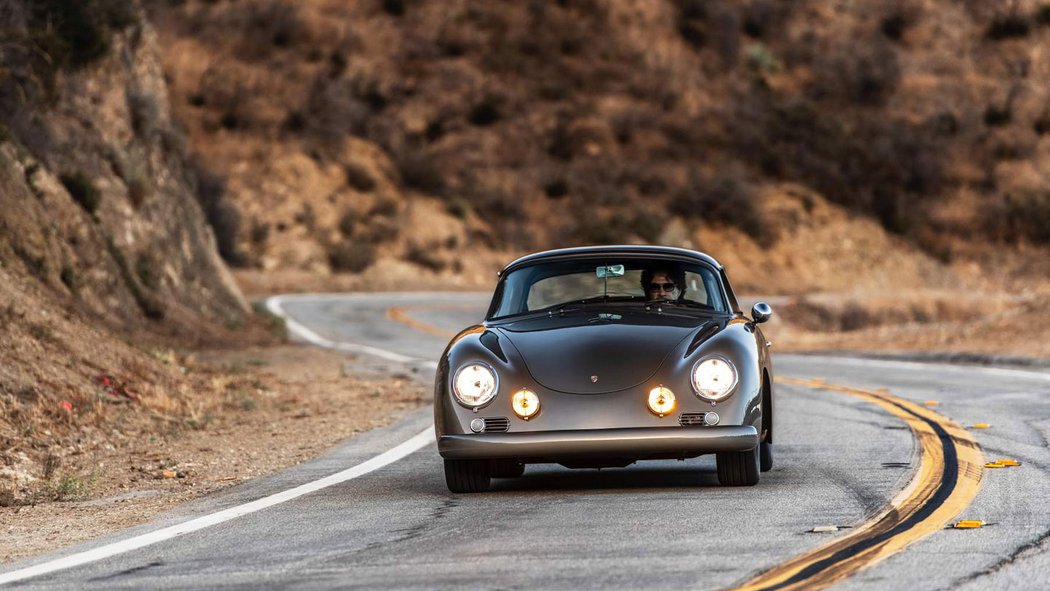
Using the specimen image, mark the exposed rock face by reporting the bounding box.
[0,4,247,329]
[0,2,252,499]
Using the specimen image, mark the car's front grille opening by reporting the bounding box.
[679,412,708,427]
[483,417,510,432]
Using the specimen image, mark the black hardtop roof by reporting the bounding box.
[499,245,723,276]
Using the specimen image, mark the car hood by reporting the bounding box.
[495,311,716,394]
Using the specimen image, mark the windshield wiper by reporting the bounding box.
[645,299,712,311]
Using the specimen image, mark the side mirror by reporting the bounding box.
[751,301,773,324]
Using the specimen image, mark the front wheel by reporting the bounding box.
[759,440,773,472]
[716,447,760,486]
[444,459,491,493]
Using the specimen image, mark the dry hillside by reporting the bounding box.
[144,0,1050,293]
[0,0,272,503]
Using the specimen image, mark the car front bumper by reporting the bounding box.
[438,425,759,460]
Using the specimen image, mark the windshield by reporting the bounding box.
[489,258,728,319]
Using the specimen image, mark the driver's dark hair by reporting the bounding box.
[641,267,687,297]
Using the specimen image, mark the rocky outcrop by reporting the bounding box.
[0,3,247,330]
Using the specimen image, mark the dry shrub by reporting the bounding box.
[573,210,636,246]
[731,96,942,236]
[127,90,161,139]
[188,157,245,267]
[808,38,900,107]
[405,242,446,272]
[632,210,666,244]
[233,0,306,59]
[391,144,446,196]
[782,297,988,333]
[669,169,775,246]
[676,0,742,68]
[983,191,1050,244]
[60,172,101,215]
[986,13,1030,40]
[344,162,376,192]
[1038,5,1050,25]
[337,209,356,237]
[304,76,370,145]
[327,241,375,273]
[356,216,399,244]
[460,172,530,249]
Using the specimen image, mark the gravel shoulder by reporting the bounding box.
[0,344,428,564]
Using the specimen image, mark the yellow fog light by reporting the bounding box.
[512,389,540,419]
[647,386,676,416]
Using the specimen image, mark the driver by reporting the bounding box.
[641,267,685,302]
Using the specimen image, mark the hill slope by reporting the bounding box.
[147,0,1050,290]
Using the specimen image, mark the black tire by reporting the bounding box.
[444,459,491,493]
[716,447,760,486]
[759,440,773,472]
[490,460,525,479]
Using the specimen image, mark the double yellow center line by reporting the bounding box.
[731,377,984,591]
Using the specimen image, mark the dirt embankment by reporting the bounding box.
[0,1,259,507]
[1,345,428,564]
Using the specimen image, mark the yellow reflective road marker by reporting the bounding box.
[924,400,939,406]
[953,520,984,529]
[971,423,991,429]
[985,458,1021,468]
[731,377,984,591]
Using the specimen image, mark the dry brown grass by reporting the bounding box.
[141,0,1048,281]
[0,343,430,562]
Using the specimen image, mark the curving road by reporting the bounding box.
[2,293,1049,590]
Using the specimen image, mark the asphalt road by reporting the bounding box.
[2,293,1049,590]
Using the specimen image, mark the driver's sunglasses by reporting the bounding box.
[649,282,676,291]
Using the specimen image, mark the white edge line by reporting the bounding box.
[0,427,434,585]
[266,295,438,369]
[0,294,448,585]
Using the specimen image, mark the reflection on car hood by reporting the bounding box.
[495,310,717,394]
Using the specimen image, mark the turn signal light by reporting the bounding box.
[512,389,540,419]
[647,387,676,416]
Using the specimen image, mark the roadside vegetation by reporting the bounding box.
[146,0,1050,280]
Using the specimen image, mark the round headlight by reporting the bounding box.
[511,389,540,419]
[647,386,676,416]
[691,356,738,401]
[453,363,498,407]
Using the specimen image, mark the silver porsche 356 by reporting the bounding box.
[434,246,774,492]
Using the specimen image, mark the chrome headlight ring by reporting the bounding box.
[451,362,499,409]
[691,355,738,402]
